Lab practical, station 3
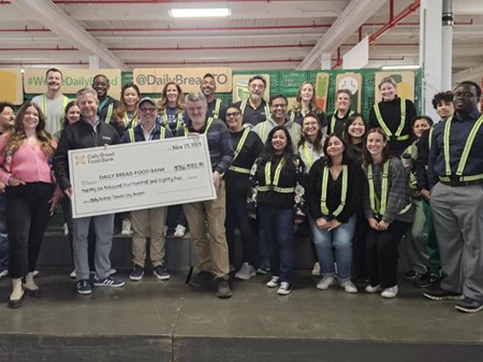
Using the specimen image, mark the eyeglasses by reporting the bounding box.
[226,112,241,118]
[139,107,157,113]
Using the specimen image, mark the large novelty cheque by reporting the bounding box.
[68,135,216,218]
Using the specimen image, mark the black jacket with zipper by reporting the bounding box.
[54,117,120,191]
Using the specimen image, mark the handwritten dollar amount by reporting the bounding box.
[174,162,205,172]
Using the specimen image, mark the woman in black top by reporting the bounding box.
[307,134,362,293]
[368,77,417,157]
[224,104,264,280]
[327,89,354,136]
[343,113,368,282]
[248,126,305,296]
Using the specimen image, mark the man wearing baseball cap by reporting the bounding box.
[122,97,174,281]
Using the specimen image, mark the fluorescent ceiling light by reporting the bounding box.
[381,65,420,70]
[169,8,231,18]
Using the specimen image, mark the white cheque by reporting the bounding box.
[68,135,215,218]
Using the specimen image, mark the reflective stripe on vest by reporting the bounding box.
[123,112,138,128]
[42,95,69,129]
[368,160,411,217]
[256,159,295,194]
[129,126,166,143]
[329,109,354,134]
[320,165,348,217]
[240,99,270,122]
[440,114,483,183]
[212,99,222,119]
[229,128,251,174]
[161,109,184,130]
[183,117,214,136]
[373,98,410,141]
[105,103,114,124]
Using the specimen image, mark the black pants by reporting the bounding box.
[366,220,410,289]
[352,209,368,278]
[225,194,257,265]
[6,182,54,278]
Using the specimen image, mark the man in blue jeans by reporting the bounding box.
[0,101,15,279]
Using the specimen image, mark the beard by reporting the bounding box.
[250,93,261,102]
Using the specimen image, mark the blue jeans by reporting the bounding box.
[0,193,7,272]
[309,214,357,283]
[258,204,294,283]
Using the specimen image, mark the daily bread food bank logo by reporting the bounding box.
[75,155,86,166]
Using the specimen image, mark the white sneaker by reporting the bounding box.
[0,270,8,279]
[341,280,358,293]
[164,225,169,236]
[33,270,39,277]
[69,269,76,279]
[365,284,382,293]
[63,223,69,236]
[173,224,186,238]
[311,262,321,276]
[277,282,292,295]
[121,219,133,236]
[266,276,280,288]
[235,262,256,281]
[381,285,398,299]
[316,276,335,290]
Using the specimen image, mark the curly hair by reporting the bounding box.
[4,102,55,157]
[259,125,295,170]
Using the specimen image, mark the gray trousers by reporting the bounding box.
[73,214,114,281]
[430,182,483,302]
[404,199,430,274]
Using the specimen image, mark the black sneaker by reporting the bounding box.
[189,271,214,287]
[401,270,422,281]
[423,285,464,301]
[216,276,232,299]
[455,297,483,313]
[416,272,441,288]
[129,265,144,281]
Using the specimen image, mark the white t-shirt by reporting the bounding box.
[32,94,69,135]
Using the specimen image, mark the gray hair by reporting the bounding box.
[76,87,98,100]
[184,92,207,104]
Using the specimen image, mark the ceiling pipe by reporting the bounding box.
[53,0,298,3]
[368,0,421,44]
[0,19,473,34]
[0,56,404,67]
[0,42,425,52]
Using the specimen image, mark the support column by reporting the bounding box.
[319,52,332,70]
[420,0,443,121]
[89,55,100,69]
[441,0,453,90]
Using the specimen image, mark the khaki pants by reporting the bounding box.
[183,181,229,278]
[131,207,168,267]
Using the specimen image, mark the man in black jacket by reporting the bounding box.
[54,88,124,295]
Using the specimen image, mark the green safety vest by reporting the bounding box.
[240,99,270,121]
[373,98,410,141]
[104,103,114,124]
[161,109,184,131]
[256,159,295,194]
[320,165,348,217]
[212,99,222,120]
[183,117,214,136]
[42,94,69,129]
[440,114,483,183]
[367,160,412,218]
[329,109,354,135]
[229,128,251,174]
[128,126,166,143]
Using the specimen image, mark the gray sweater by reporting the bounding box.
[362,157,414,224]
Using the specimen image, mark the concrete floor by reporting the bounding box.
[0,269,482,362]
